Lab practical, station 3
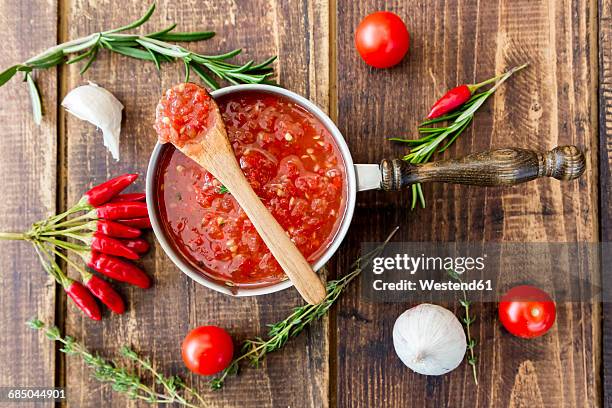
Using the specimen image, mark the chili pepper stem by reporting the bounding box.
[50,214,92,230]
[42,201,90,227]
[46,243,92,281]
[468,63,528,93]
[39,236,87,252]
[40,224,91,236]
[34,242,72,287]
[0,232,27,240]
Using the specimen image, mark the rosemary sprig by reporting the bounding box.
[390,63,528,209]
[27,319,208,407]
[0,3,276,125]
[209,227,400,390]
[446,269,478,385]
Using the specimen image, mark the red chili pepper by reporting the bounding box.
[64,279,101,320]
[427,84,472,119]
[110,192,146,203]
[121,238,150,254]
[83,274,125,314]
[84,252,151,289]
[118,217,152,229]
[90,233,139,260]
[426,71,509,119]
[80,174,138,207]
[90,220,141,239]
[92,202,148,221]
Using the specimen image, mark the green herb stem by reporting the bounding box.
[1,3,276,124]
[27,319,207,408]
[447,269,478,385]
[210,227,399,390]
[391,63,528,209]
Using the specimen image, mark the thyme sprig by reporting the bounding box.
[390,63,528,209]
[0,3,276,124]
[210,227,400,390]
[27,319,208,407]
[446,269,478,385]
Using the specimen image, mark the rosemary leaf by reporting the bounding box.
[103,3,156,34]
[0,65,20,86]
[147,48,162,71]
[147,23,178,39]
[66,51,93,65]
[154,31,215,42]
[184,60,190,83]
[63,34,100,54]
[249,56,277,72]
[195,49,243,61]
[391,64,528,210]
[25,73,42,125]
[110,45,156,61]
[135,38,190,58]
[191,63,220,90]
[79,46,99,75]
[26,50,65,69]
[0,3,277,125]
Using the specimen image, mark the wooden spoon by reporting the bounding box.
[155,84,326,305]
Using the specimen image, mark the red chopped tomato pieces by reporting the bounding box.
[157,91,346,286]
[154,83,215,147]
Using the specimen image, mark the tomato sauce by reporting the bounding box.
[156,90,347,287]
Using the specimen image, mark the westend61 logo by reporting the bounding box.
[372,254,486,275]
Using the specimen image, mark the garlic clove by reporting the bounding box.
[393,303,466,376]
[61,82,124,161]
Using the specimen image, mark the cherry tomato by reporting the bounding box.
[354,11,410,68]
[498,285,556,339]
[181,326,234,375]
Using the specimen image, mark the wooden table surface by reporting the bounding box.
[0,0,610,407]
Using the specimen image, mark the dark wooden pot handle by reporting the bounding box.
[380,146,586,191]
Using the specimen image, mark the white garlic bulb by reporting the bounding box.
[62,82,124,160]
[393,303,466,376]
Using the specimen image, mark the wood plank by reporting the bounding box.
[0,0,59,392]
[335,0,599,407]
[62,1,329,407]
[599,0,612,405]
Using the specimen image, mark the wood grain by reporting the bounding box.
[335,0,599,407]
[61,1,330,407]
[599,0,612,405]
[0,0,605,406]
[0,0,58,393]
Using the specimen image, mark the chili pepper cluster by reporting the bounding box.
[23,174,152,320]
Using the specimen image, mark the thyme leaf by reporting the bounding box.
[446,268,478,385]
[209,227,399,390]
[27,319,208,407]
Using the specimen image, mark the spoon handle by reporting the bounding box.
[224,177,327,304]
[198,146,326,305]
[380,146,586,190]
